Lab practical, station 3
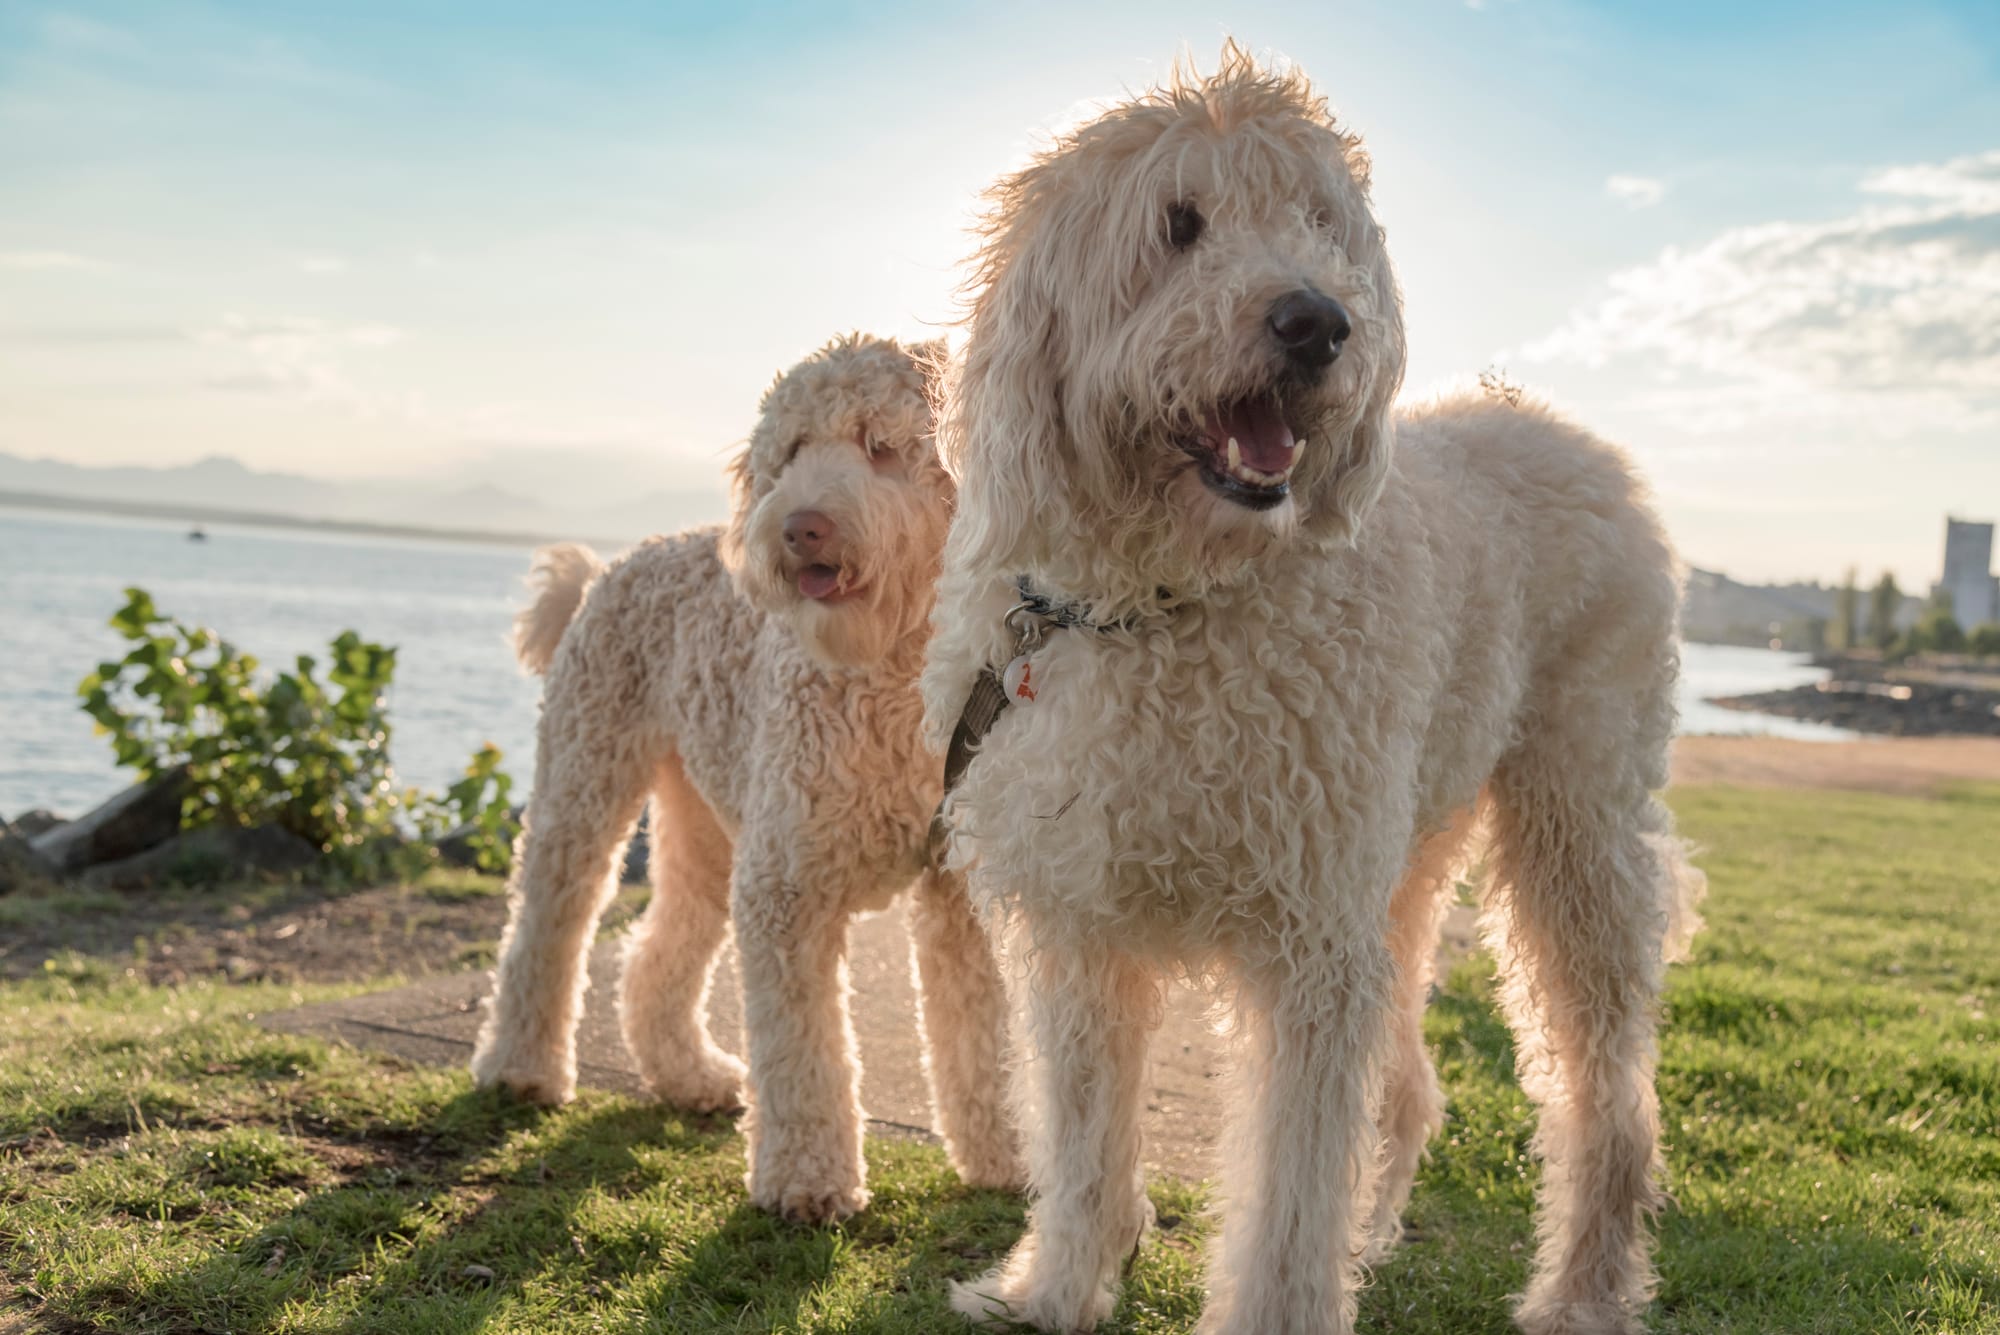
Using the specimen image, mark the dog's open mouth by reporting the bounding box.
[797,563,865,604]
[1177,396,1303,511]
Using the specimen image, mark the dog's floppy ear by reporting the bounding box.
[720,365,787,577]
[907,337,949,412]
[1299,136,1406,546]
[906,337,952,455]
[717,442,756,576]
[943,257,1070,577]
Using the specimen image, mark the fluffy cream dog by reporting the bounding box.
[472,333,1019,1222]
[925,48,1703,1335]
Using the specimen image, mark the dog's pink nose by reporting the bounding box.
[782,510,836,559]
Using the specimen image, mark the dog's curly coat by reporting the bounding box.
[924,48,1704,1335]
[472,333,1020,1222]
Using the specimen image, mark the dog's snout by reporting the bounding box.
[1267,289,1351,370]
[782,509,837,559]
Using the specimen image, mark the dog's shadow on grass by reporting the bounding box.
[116,1084,1030,1332]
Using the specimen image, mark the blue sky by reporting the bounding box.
[2,1,1997,587]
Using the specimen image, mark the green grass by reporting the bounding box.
[2,784,1996,1333]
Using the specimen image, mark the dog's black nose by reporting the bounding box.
[1267,289,1351,370]
[782,509,836,559]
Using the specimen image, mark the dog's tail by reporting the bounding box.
[514,543,604,675]
[1648,830,1708,964]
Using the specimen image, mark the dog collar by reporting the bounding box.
[1008,575,1153,634]
[927,577,1169,864]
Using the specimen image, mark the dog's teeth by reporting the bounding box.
[1294,437,1308,455]
[1226,437,1242,473]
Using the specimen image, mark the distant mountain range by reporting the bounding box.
[0,450,726,545]
[4,451,1928,646]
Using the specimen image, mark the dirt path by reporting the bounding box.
[0,875,644,986]
[1671,734,2000,796]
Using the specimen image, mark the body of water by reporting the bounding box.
[2,507,545,819]
[0,507,1853,819]
[1674,641,1857,742]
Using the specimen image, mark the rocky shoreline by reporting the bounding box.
[1710,664,2000,738]
[0,768,648,899]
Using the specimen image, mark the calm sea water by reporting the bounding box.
[2,507,544,819]
[0,507,1852,819]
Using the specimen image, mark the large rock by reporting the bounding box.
[9,809,66,839]
[436,808,647,883]
[0,820,59,896]
[80,824,321,892]
[31,769,190,874]
[434,803,526,872]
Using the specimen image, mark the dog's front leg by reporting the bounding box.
[1201,938,1396,1335]
[952,932,1156,1333]
[909,866,1022,1189]
[732,857,869,1225]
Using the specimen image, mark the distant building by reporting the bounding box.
[1935,517,2000,630]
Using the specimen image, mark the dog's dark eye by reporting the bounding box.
[1166,200,1204,250]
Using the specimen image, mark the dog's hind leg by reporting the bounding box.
[1484,747,1684,1335]
[951,933,1157,1331]
[910,865,1022,1189]
[471,678,653,1106]
[1361,802,1482,1263]
[618,754,746,1113]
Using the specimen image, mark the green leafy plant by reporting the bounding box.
[438,742,516,874]
[78,587,519,880]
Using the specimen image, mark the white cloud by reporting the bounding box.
[0,249,107,270]
[298,254,348,275]
[1524,149,2000,433]
[195,314,404,401]
[1605,174,1665,209]
[1860,152,2000,210]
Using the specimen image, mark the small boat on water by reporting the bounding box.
[187,526,208,542]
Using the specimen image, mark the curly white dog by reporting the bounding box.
[925,48,1703,1335]
[473,333,1019,1223]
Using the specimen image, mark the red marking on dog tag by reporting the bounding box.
[1003,654,1037,702]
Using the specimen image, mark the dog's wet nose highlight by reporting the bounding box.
[1267,289,1351,369]
[782,509,837,558]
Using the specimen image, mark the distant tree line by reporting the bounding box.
[1827,568,2000,660]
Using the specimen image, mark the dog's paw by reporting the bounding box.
[748,1163,871,1225]
[948,1138,1027,1193]
[949,1266,1113,1333]
[1512,1295,1646,1335]
[644,1050,748,1114]
[1355,1215,1421,1267]
[469,1044,574,1106]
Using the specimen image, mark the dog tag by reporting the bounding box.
[1001,653,1039,703]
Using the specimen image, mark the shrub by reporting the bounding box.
[1908,606,1966,655]
[1969,623,2000,659]
[442,742,516,874]
[78,587,519,879]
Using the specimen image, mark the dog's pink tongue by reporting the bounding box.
[798,565,842,600]
[1214,400,1296,472]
